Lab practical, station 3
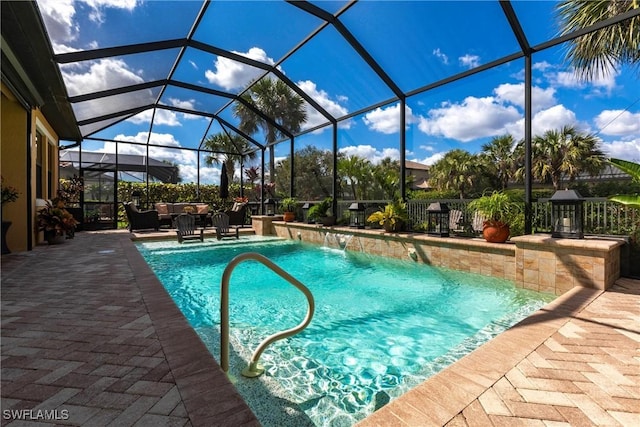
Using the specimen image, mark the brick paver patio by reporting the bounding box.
[2,230,639,426]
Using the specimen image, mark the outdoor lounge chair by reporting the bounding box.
[224,202,247,226]
[123,202,160,232]
[449,209,463,233]
[175,213,204,243]
[211,212,239,240]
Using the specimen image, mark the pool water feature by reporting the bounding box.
[137,237,555,426]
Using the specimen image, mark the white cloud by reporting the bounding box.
[204,47,275,90]
[533,61,553,72]
[363,104,418,134]
[297,80,349,128]
[594,110,640,136]
[411,152,445,166]
[60,58,144,97]
[493,83,556,113]
[459,54,480,69]
[601,138,640,161]
[418,96,521,142]
[338,145,400,164]
[37,0,137,51]
[504,104,579,140]
[433,48,449,65]
[549,66,619,95]
[126,109,182,127]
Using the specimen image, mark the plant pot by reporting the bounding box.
[283,211,295,222]
[482,221,510,243]
[45,231,66,245]
[318,216,335,226]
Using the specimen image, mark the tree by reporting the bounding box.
[556,0,640,80]
[527,125,605,190]
[479,134,519,190]
[337,155,372,200]
[274,146,334,200]
[428,149,481,199]
[202,132,256,184]
[233,78,307,185]
[372,158,402,200]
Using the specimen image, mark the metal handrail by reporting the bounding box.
[220,252,315,378]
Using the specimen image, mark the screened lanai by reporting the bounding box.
[13,0,640,230]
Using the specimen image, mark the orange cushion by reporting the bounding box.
[196,204,209,214]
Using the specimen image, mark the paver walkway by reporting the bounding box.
[2,230,639,426]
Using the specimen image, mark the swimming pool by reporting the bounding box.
[137,236,555,426]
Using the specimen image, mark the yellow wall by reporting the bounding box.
[1,82,60,252]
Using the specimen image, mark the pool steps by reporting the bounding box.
[220,251,315,378]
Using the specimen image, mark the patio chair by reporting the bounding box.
[472,211,487,235]
[175,213,204,243]
[449,209,463,233]
[211,212,239,240]
[123,202,160,232]
[224,202,247,226]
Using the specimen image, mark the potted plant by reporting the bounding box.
[1,176,20,254]
[37,198,79,244]
[468,190,521,243]
[58,175,84,230]
[280,197,298,222]
[367,199,407,232]
[308,197,334,226]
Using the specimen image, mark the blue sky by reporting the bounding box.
[39,0,640,184]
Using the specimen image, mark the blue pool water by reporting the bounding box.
[137,236,555,426]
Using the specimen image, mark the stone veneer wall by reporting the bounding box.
[251,217,623,296]
[510,235,622,295]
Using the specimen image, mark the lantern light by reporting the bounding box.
[550,189,584,239]
[426,202,450,237]
[348,202,366,229]
[302,202,314,223]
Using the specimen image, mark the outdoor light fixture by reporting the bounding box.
[131,190,142,209]
[427,202,450,237]
[302,202,314,223]
[550,189,584,239]
[348,202,366,229]
[264,198,276,216]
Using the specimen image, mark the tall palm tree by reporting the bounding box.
[428,149,480,199]
[480,134,518,190]
[202,132,256,184]
[556,0,640,80]
[528,125,605,190]
[233,77,307,184]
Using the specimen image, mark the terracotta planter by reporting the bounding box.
[283,212,295,222]
[482,221,510,243]
[318,216,335,226]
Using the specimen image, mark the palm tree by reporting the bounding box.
[428,149,480,199]
[337,155,372,200]
[528,125,605,190]
[202,132,257,184]
[480,134,518,190]
[556,0,640,80]
[233,77,307,185]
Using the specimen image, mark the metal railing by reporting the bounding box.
[220,252,315,378]
[328,198,638,236]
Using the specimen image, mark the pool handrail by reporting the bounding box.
[220,252,315,378]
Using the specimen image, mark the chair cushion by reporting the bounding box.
[155,203,169,215]
[129,203,138,213]
[196,204,209,214]
[231,202,245,212]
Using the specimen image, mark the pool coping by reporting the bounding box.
[122,234,261,426]
[355,284,603,426]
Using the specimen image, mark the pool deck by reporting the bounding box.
[2,230,639,426]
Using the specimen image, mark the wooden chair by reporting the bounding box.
[211,212,239,240]
[449,209,463,233]
[175,214,203,243]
